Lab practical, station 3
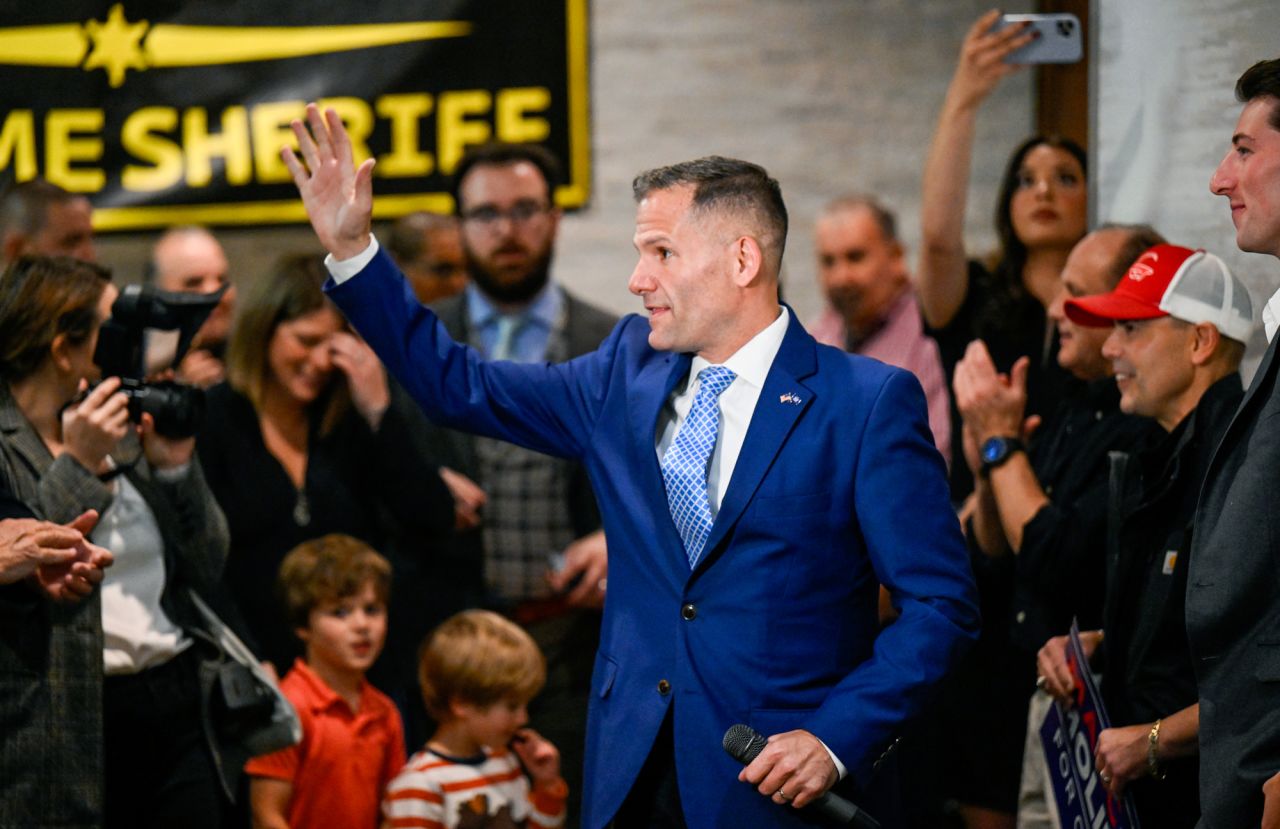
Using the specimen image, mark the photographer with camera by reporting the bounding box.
[0,255,239,829]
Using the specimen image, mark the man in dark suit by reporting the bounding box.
[1190,56,1280,828]
[387,143,616,822]
[284,104,979,828]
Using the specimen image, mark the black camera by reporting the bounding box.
[92,283,226,438]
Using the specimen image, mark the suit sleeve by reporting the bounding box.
[326,249,618,461]
[806,369,980,783]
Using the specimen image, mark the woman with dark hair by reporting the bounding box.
[197,254,453,672]
[0,255,234,828]
[912,13,1091,829]
[919,11,1088,502]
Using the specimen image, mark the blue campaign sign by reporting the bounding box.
[1039,622,1141,829]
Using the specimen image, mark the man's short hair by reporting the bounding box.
[277,534,391,629]
[418,609,546,721]
[1096,223,1168,288]
[0,179,78,239]
[386,211,458,264]
[1237,58,1280,130]
[631,156,789,273]
[449,143,563,213]
[819,195,899,243]
[145,225,219,285]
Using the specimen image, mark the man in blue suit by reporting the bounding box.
[283,104,979,829]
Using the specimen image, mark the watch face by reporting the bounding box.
[981,438,1007,464]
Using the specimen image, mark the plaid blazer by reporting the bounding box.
[0,383,230,828]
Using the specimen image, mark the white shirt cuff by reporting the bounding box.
[324,237,381,284]
[819,739,847,780]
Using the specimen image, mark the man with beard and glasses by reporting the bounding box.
[808,195,951,466]
[418,142,617,827]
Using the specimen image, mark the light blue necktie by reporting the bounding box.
[490,314,523,361]
[661,365,736,568]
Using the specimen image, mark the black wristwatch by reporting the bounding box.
[979,436,1025,477]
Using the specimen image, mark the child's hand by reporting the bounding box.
[511,728,561,787]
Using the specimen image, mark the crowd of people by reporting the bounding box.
[1,10,1279,829]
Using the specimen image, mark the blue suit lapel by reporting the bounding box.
[695,311,818,576]
[629,350,695,578]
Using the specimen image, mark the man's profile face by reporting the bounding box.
[153,231,235,346]
[404,223,468,304]
[29,197,96,262]
[815,207,906,334]
[1102,316,1196,429]
[457,161,560,304]
[1211,96,1280,258]
[629,185,742,363]
[1047,230,1127,381]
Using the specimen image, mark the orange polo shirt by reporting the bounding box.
[246,659,406,829]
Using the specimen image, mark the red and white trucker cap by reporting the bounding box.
[1064,244,1254,343]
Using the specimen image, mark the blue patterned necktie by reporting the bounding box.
[661,365,737,568]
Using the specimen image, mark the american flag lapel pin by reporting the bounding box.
[779,392,802,405]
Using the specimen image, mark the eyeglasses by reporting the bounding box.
[460,200,551,229]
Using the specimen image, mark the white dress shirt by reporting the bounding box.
[654,307,790,515]
[1263,284,1280,343]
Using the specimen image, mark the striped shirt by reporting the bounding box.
[382,746,566,829]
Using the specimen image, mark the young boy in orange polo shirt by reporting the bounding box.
[246,534,406,829]
[381,610,567,829]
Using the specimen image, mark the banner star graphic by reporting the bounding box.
[0,6,471,88]
[83,4,148,87]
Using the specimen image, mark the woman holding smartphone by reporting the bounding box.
[916,11,1089,829]
[919,10,1088,504]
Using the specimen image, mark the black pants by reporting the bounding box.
[612,711,687,829]
[103,648,225,829]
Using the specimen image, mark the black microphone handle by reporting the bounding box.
[721,724,881,829]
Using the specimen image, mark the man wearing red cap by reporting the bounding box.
[1036,244,1250,828]
[1191,56,1280,829]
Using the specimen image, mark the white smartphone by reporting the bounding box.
[994,13,1083,64]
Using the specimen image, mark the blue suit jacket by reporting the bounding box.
[328,250,979,829]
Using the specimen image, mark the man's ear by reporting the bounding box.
[730,235,764,287]
[294,626,311,646]
[48,333,75,373]
[1190,321,1222,366]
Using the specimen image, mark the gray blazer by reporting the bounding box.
[0,383,230,828]
[1187,336,1280,828]
[415,289,618,601]
[425,288,619,511]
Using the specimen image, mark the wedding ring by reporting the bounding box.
[777,789,791,801]
[1036,675,1047,690]
[597,578,608,592]
[1100,772,1112,784]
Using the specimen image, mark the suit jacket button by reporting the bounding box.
[681,603,697,620]
[657,679,671,695]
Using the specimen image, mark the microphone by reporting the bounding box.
[722,724,881,829]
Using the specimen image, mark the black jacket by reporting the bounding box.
[1102,372,1242,828]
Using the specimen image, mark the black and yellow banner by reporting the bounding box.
[0,1,590,231]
